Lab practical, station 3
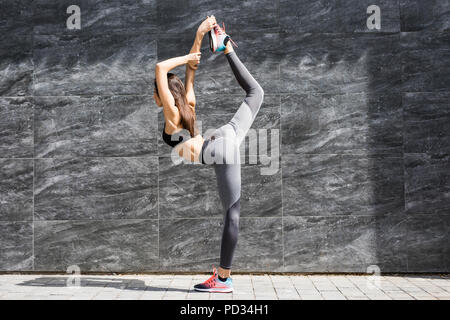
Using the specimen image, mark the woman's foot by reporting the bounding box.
[193,266,233,293]
[224,41,234,55]
[209,23,236,53]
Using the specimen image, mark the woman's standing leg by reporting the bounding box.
[217,43,264,278]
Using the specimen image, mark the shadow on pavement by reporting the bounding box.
[17,276,202,293]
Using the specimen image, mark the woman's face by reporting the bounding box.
[153,89,163,107]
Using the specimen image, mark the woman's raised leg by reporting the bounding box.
[224,43,264,146]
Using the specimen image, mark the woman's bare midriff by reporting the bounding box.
[174,134,205,163]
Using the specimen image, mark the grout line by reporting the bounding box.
[402,91,410,272]
[20,218,159,223]
[157,152,160,268]
[3,91,450,100]
[32,156,35,271]
[269,274,279,300]
[32,40,35,271]
[0,156,160,160]
[5,213,438,224]
[279,93,285,272]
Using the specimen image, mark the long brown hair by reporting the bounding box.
[154,73,196,137]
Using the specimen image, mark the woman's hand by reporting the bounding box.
[186,52,201,70]
[197,15,217,36]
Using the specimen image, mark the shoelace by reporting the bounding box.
[204,273,217,287]
[215,23,238,48]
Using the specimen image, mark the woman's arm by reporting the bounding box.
[185,16,217,108]
[155,53,201,114]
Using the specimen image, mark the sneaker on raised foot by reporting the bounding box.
[209,22,237,53]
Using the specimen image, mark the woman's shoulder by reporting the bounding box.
[163,118,183,135]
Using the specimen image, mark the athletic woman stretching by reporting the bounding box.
[154,16,264,293]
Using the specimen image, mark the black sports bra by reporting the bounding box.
[162,122,184,148]
[162,122,210,164]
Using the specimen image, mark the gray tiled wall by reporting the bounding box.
[0,0,448,273]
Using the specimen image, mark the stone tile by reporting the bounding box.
[280,0,400,33]
[290,278,316,290]
[282,155,404,217]
[411,295,437,300]
[326,217,378,273]
[140,291,167,300]
[366,293,392,300]
[282,93,403,155]
[274,288,300,300]
[374,214,409,272]
[159,218,283,272]
[284,215,380,272]
[156,0,279,34]
[0,34,33,96]
[400,32,450,51]
[0,222,33,271]
[338,287,366,297]
[283,217,329,272]
[1,292,37,300]
[255,294,277,300]
[0,159,33,221]
[0,97,33,158]
[386,292,414,300]
[34,95,158,158]
[69,294,96,300]
[407,215,448,272]
[233,293,255,300]
[405,153,450,216]
[3,274,443,300]
[33,0,158,35]
[347,296,370,300]
[400,0,450,31]
[280,33,401,94]
[159,218,222,271]
[313,282,339,292]
[210,293,233,300]
[281,94,339,154]
[300,294,324,300]
[162,292,188,300]
[231,218,283,271]
[158,156,221,219]
[297,289,321,297]
[34,157,158,220]
[321,291,347,300]
[34,220,159,272]
[33,33,157,96]
[401,48,450,92]
[92,292,120,300]
[233,288,253,295]
[0,0,33,35]
[186,292,210,300]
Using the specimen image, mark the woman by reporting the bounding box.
[154,16,264,293]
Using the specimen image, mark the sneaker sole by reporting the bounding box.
[194,287,233,293]
[209,30,217,52]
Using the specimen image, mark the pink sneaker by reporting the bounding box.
[209,22,237,53]
[193,266,233,293]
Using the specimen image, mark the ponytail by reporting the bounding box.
[154,73,196,137]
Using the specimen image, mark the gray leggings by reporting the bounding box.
[201,51,264,269]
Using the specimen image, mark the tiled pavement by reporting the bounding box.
[0,274,449,300]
